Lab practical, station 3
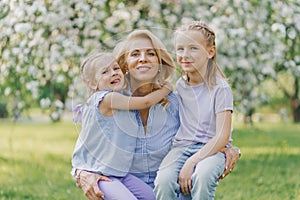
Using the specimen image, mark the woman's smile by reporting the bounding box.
[136,65,151,72]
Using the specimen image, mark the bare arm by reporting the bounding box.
[178,110,232,194]
[102,83,173,111]
[189,110,232,163]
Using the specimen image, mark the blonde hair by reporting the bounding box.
[113,29,176,106]
[175,21,227,89]
[80,52,116,95]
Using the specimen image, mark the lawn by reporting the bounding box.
[216,122,300,200]
[0,121,86,200]
[0,120,299,200]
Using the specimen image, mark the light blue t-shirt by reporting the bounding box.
[72,91,139,177]
[173,76,233,147]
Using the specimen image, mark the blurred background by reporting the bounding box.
[0,0,299,124]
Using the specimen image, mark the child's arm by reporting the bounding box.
[189,110,232,163]
[102,82,173,110]
[178,110,232,194]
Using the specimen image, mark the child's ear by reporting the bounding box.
[87,80,97,90]
[208,46,216,59]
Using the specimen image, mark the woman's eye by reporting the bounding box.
[148,52,156,56]
[131,52,139,57]
[191,47,198,50]
[177,47,184,51]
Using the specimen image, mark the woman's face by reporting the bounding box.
[125,38,159,84]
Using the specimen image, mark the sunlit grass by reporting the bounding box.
[0,121,86,200]
[0,120,299,199]
[241,147,300,155]
[216,122,300,200]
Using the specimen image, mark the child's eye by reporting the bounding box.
[191,47,198,50]
[102,70,108,74]
[176,47,184,51]
[114,66,121,70]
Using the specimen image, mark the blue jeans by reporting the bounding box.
[98,174,155,200]
[154,143,225,200]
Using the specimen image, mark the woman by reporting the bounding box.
[73,29,240,200]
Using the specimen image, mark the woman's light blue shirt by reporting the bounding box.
[72,91,139,177]
[129,93,180,187]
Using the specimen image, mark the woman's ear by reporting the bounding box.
[208,45,216,59]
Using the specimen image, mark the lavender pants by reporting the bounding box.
[98,174,155,200]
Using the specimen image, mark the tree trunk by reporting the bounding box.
[291,98,300,123]
[291,77,300,123]
[244,108,254,125]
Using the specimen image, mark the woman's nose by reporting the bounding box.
[139,52,146,62]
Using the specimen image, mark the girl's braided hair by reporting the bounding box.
[175,21,227,89]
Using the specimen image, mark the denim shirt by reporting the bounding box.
[129,93,180,188]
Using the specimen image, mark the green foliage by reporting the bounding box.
[0,121,299,199]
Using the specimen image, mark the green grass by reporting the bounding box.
[0,121,300,199]
[0,121,86,200]
[216,122,300,200]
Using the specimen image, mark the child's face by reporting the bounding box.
[94,58,125,92]
[175,30,211,75]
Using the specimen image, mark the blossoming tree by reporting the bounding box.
[0,0,299,122]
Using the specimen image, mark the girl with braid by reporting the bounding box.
[154,21,234,200]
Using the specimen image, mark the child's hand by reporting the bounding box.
[178,158,196,195]
[162,82,173,92]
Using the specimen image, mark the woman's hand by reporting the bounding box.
[178,158,196,195]
[77,170,112,200]
[219,146,240,181]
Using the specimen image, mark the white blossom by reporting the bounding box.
[4,87,11,96]
[56,74,65,83]
[54,100,64,109]
[50,111,60,121]
[40,98,51,109]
